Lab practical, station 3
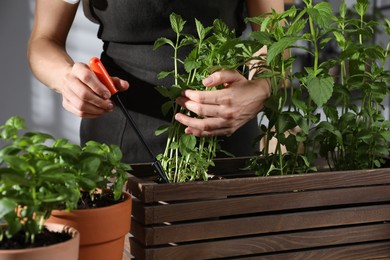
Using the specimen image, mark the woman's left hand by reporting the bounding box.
[175,70,270,137]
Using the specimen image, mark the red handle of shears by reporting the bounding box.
[89,57,118,95]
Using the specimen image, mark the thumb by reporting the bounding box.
[112,77,130,92]
[202,70,244,88]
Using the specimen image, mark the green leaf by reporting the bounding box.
[323,105,339,122]
[2,155,32,173]
[155,125,169,136]
[306,75,334,107]
[354,0,369,17]
[80,157,101,173]
[290,113,309,135]
[170,13,186,34]
[170,141,179,150]
[340,0,347,18]
[213,19,230,36]
[184,49,201,73]
[0,198,17,218]
[179,134,196,156]
[157,71,174,80]
[0,146,20,159]
[155,85,171,98]
[309,2,334,29]
[161,101,174,116]
[250,31,273,45]
[4,116,25,131]
[153,37,174,50]
[318,121,343,143]
[267,36,300,64]
[26,132,53,144]
[261,17,272,32]
[287,19,307,36]
[333,31,345,45]
[277,112,298,134]
[195,19,206,41]
[1,171,30,186]
[77,176,97,191]
[381,130,390,142]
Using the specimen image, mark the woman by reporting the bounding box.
[28,0,284,163]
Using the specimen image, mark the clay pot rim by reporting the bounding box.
[0,223,80,253]
[51,191,131,216]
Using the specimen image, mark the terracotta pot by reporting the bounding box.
[0,223,79,260]
[47,192,132,260]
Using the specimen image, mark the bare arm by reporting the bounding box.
[28,0,78,92]
[28,0,128,118]
[246,0,284,31]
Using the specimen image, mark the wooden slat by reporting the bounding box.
[128,168,390,203]
[131,204,390,246]
[245,240,390,260]
[130,224,390,259]
[127,176,157,203]
[132,185,390,224]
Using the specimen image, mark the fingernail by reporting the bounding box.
[185,128,192,134]
[103,92,111,99]
[203,76,213,85]
[107,102,114,110]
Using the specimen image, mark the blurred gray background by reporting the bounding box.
[0,0,389,145]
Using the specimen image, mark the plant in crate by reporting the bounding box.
[246,0,390,175]
[127,2,390,258]
[0,116,80,259]
[153,13,259,182]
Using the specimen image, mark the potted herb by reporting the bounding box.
[47,140,132,260]
[45,132,132,260]
[0,116,80,260]
[127,1,390,258]
[0,115,132,260]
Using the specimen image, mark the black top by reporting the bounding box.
[80,0,259,163]
[88,0,246,118]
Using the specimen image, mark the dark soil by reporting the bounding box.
[0,228,71,250]
[77,190,124,209]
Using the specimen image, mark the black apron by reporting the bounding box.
[80,0,258,163]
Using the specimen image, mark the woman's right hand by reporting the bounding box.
[60,62,129,118]
[28,0,129,119]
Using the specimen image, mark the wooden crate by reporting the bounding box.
[127,158,390,259]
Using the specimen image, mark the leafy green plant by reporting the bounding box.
[154,13,258,182]
[247,0,390,175]
[0,116,131,246]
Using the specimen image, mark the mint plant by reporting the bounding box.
[0,116,131,246]
[312,0,390,170]
[154,13,258,182]
[247,0,390,175]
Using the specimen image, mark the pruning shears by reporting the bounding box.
[89,57,168,183]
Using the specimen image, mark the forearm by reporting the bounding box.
[245,0,284,77]
[28,0,79,94]
[246,0,284,31]
[28,36,74,94]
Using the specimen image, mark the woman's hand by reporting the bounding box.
[28,0,129,119]
[60,62,129,118]
[175,70,270,137]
